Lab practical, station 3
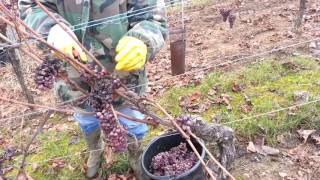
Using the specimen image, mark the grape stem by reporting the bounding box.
[18,111,53,176]
[58,74,89,95]
[0,97,74,114]
[114,89,171,126]
[0,5,96,76]
[34,0,107,73]
[0,31,42,63]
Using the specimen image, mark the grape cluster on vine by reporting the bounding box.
[175,115,192,132]
[220,8,232,22]
[150,143,197,176]
[219,8,236,28]
[89,76,127,152]
[34,57,61,90]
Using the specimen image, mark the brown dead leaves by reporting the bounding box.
[107,174,136,180]
[50,159,65,169]
[247,136,280,156]
[179,92,210,113]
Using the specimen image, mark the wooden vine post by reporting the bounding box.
[293,0,306,32]
[5,26,35,104]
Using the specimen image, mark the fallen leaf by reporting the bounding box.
[240,104,252,113]
[69,135,80,145]
[67,164,75,172]
[103,146,114,169]
[293,91,309,104]
[50,159,65,169]
[221,94,232,111]
[108,174,117,180]
[189,92,201,101]
[277,133,300,148]
[297,129,316,143]
[179,92,209,113]
[232,82,242,92]
[208,88,217,96]
[16,172,33,180]
[247,141,256,153]
[279,172,287,178]
[31,163,38,172]
[1,166,13,175]
[107,174,128,180]
[261,145,280,156]
[310,130,320,144]
[247,141,279,156]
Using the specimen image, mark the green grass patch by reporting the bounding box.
[159,56,320,144]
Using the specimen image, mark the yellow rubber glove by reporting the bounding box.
[115,36,147,71]
[47,24,87,63]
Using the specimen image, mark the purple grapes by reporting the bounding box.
[175,115,192,132]
[89,76,125,152]
[108,125,128,152]
[228,14,236,28]
[219,8,232,22]
[150,143,197,176]
[34,57,61,91]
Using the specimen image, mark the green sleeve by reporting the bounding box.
[18,0,70,35]
[126,0,168,60]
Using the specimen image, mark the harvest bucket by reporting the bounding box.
[141,132,206,180]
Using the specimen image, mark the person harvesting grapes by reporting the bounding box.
[18,0,168,178]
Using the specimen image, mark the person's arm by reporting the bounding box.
[18,0,87,62]
[126,0,168,60]
[18,0,71,35]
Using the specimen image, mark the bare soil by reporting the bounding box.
[147,0,320,96]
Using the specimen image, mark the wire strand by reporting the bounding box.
[21,97,320,166]
[0,38,318,122]
[127,37,320,90]
[0,0,189,50]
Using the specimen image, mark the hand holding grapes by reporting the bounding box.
[47,24,87,63]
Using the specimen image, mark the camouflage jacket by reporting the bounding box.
[18,0,168,101]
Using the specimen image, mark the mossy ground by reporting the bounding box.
[2,56,320,179]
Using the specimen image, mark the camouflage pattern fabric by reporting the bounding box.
[18,0,168,102]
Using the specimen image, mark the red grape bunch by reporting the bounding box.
[219,8,236,29]
[219,8,232,22]
[80,63,97,83]
[89,77,127,152]
[228,14,236,28]
[175,115,192,132]
[34,57,61,91]
[150,143,197,176]
[108,125,128,152]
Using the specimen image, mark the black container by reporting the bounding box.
[141,133,206,180]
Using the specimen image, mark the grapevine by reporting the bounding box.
[175,115,192,132]
[150,142,197,176]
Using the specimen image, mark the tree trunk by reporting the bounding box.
[294,0,307,32]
